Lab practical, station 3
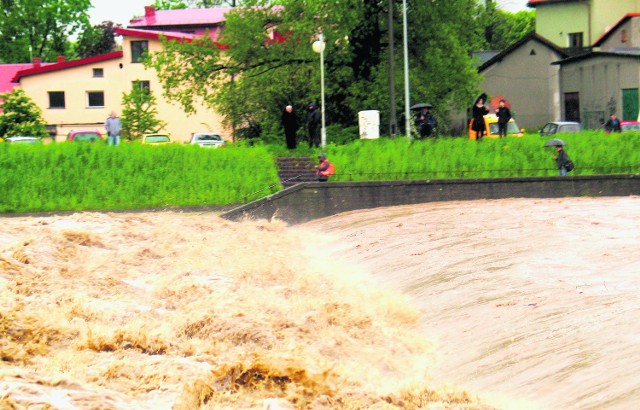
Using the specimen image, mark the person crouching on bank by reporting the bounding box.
[315,153,335,182]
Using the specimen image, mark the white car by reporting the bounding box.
[5,136,41,144]
[189,132,225,148]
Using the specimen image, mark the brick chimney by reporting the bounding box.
[57,56,65,64]
[32,57,41,68]
[144,5,156,17]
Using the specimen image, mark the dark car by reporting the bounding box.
[67,130,103,142]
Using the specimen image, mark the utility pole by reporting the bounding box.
[388,0,397,137]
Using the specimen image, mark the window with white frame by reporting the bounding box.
[48,91,65,108]
[87,91,105,108]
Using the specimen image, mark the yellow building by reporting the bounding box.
[528,0,640,49]
[12,29,227,143]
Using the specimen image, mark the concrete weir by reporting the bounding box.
[220,174,640,225]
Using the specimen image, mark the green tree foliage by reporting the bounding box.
[0,0,91,63]
[75,21,118,59]
[147,0,494,138]
[120,84,168,141]
[0,89,48,139]
[481,1,535,50]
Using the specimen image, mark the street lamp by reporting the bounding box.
[312,33,327,148]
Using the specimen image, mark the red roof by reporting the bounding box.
[11,52,123,83]
[593,13,640,46]
[128,6,231,27]
[116,27,198,42]
[115,27,229,49]
[527,0,577,6]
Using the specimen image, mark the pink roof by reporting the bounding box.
[0,64,36,93]
[527,0,575,6]
[12,52,123,83]
[116,27,198,42]
[128,6,231,27]
[115,27,229,49]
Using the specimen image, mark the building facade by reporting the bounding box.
[9,6,231,142]
[479,33,567,129]
[528,0,640,51]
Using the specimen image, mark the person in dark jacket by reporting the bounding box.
[307,103,321,148]
[471,99,490,141]
[281,105,298,149]
[603,114,621,133]
[495,99,512,138]
[414,107,437,138]
[553,145,571,176]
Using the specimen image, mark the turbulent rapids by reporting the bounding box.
[1,196,639,409]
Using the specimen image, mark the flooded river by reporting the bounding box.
[307,196,640,410]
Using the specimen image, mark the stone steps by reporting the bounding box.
[276,156,316,187]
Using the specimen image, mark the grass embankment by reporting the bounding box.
[2,132,639,213]
[324,132,640,181]
[0,143,279,213]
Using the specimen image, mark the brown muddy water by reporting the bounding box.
[1,196,638,409]
[307,196,640,410]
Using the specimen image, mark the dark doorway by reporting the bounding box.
[564,92,580,122]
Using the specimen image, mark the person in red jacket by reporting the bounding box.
[315,153,335,182]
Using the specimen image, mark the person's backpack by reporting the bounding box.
[565,160,575,172]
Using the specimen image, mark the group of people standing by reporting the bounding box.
[470,96,512,140]
[281,103,322,150]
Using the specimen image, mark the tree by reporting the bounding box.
[148,0,484,138]
[0,89,48,139]
[75,21,118,59]
[120,84,167,141]
[0,0,91,63]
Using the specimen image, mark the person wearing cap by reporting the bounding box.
[307,103,321,148]
[315,153,335,182]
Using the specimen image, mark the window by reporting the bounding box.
[133,80,150,91]
[87,91,105,108]
[48,91,65,108]
[93,68,104,77]
[131,40,149,63]
[568,32,583,49]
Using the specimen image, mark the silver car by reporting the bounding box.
[539,121,582,136]
[189,132,225,148]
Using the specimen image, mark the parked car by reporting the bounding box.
[538,121,582,136]
[142,133,172,145]
[4,136,41,144]
[189,132,225,148]
[468,114,524,140]
[620,120,640,132]
[67,130,103,142]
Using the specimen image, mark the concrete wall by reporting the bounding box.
[560,54,640,122]
[599,18,640,50]
[221,175,640,225]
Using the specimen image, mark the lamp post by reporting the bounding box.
[402,0,411,139]
[312,33,327,148]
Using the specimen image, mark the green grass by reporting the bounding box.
[0,142,279,213]
[1,131,639,213]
